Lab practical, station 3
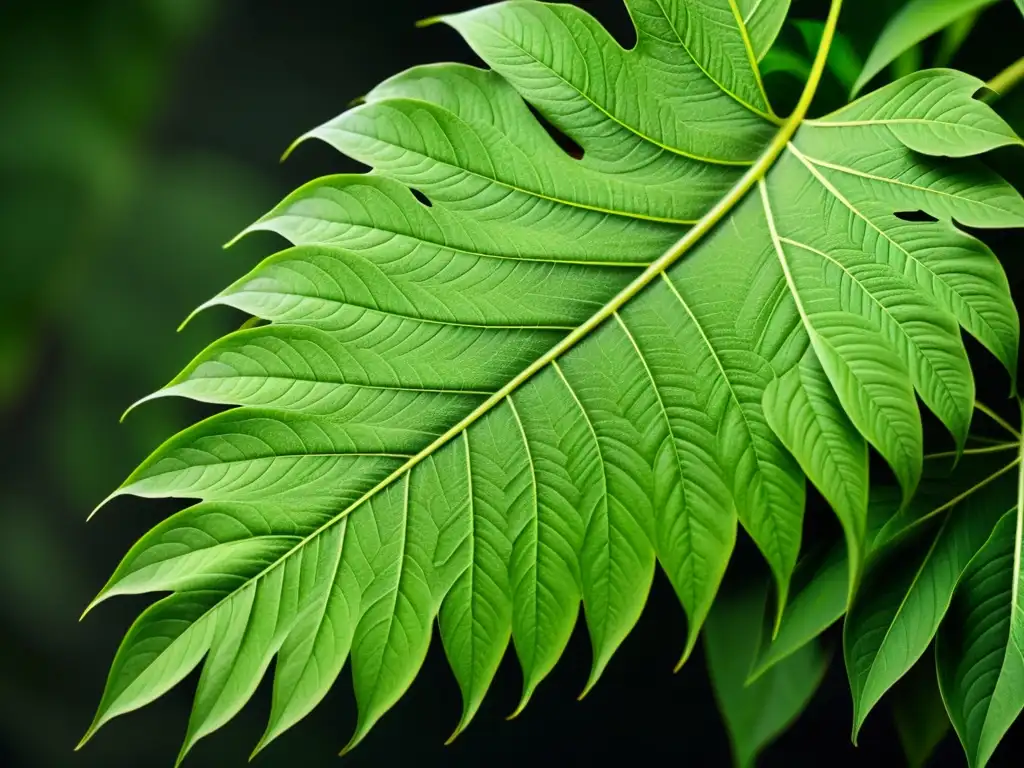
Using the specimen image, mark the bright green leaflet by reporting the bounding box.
[705,586,827,768]
[851,0,1000,97]
[80,0,1024,763]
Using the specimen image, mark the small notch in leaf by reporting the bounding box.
[893,210,939,223]
[524,101,584,160]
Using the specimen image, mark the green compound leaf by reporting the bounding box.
[81,1,1024,762]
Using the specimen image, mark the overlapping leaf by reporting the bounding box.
[891,652,951,768]
[81,0,1024,763]
[936,416,1024,768]
[705,586,827,768]
[752,409,1023,767]
[846,453,1015,739]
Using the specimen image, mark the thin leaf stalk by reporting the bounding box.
[984,55,1024,102]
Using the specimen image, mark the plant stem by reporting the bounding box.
[967,434,1015,446]
[984,55,1024,102]
[905,458,1021,535]
[975,401,1021,438]
[924,442,1018,461]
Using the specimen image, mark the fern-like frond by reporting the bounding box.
[81,1,1024,763]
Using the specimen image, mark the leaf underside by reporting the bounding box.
[82,0,1024,763]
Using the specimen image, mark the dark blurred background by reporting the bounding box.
[1,0,1022,766]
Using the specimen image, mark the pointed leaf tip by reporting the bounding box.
[75,728,94,752]
[507,687,534,721]
[176,303,208,333]
[415,15,444,29]
[674,632,699,673]
[79,593,105,622]
[444,722,466,747]
[577,675,598,702]
[248,738,268,762]
[119,388,173,423]
[338,735,361,757]
[579,651,614,701]
[87,489,121,521]
[280,134,308,163]
[771,588,788,642]
[222,227,248,250]
[340,715,382,757]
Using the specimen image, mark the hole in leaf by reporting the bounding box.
[409,187,432,207]
[524,101,584,160]
[893,210,938,223]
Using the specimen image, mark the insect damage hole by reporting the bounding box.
[409,187,433,207]
[524,101,585,160]
[893,210,939,223]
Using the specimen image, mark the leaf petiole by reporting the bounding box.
[974,401,1021,438]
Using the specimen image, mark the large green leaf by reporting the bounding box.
[705,586,828,768]
[851,0,1000,97]
[81,0,1024,762]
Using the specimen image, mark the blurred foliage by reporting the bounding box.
[0,2,279,765]
[0,0,211,408]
